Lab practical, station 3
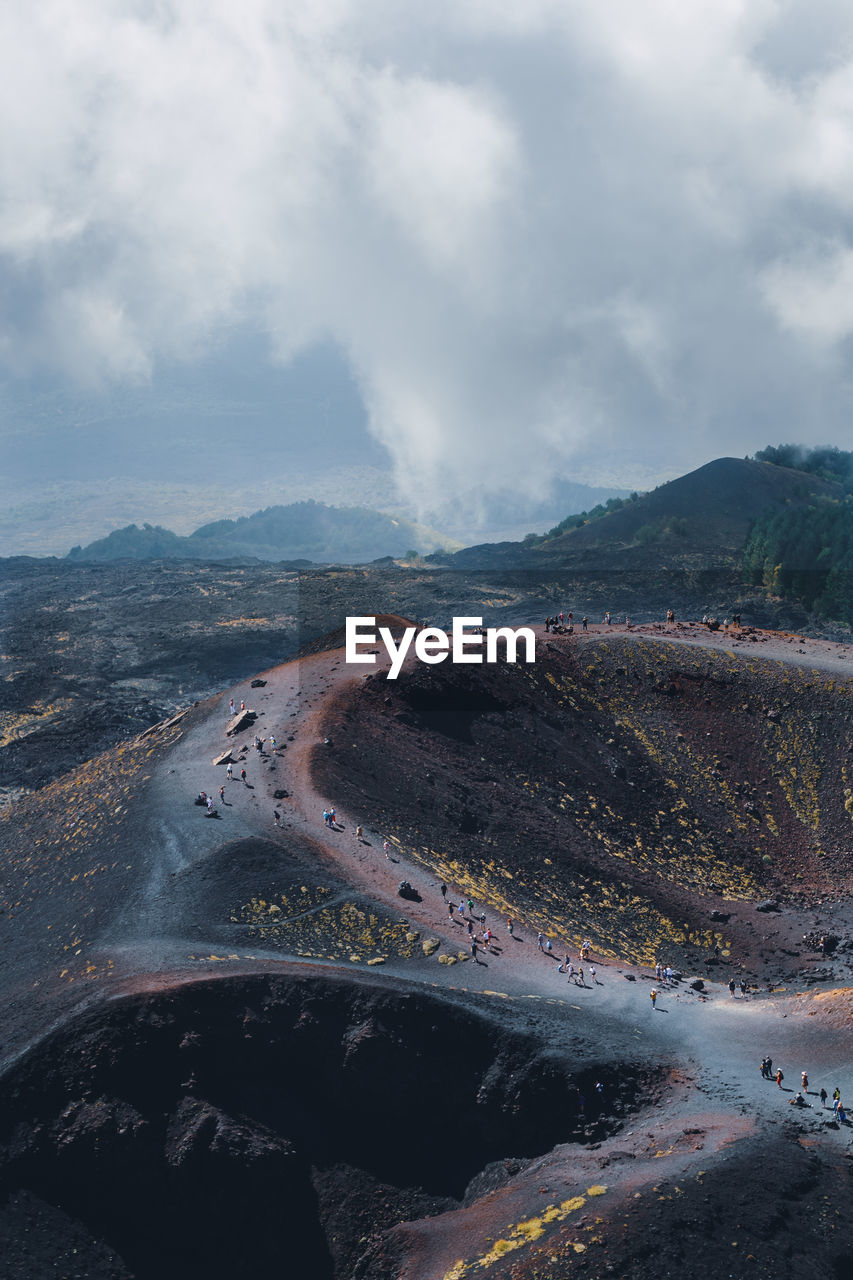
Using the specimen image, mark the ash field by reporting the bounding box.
[0,559,852,1279]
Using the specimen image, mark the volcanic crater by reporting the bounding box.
[1,617,852,1278]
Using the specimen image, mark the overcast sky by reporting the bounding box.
[3,0,853,519]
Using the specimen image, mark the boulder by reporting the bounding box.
[226,709,257,737]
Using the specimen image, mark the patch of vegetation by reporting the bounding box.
[634,515,688,545]
[527,492,642,544]
[753,444,853,492]
[743,494,853,624]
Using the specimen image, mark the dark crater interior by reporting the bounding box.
[0,974,659,1280]
[396,675,509,743]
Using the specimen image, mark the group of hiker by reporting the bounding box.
[541,608,745,632]
[760,1060,848,1121]
[434,884,605,981]
[545,611,588,634]
[194,701,284,819]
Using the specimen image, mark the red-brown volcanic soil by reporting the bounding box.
[0,619,852,1279]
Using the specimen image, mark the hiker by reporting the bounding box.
[760,1057,767,1078]
[590,965,597,984]
[776,1069,784,1089]
[471,939,478,959]
[385,842,391,859]
[274,810,280,826]
[537,932,544,951]
[789,1092,807,1108]
[355,824,363,841]
[241,768,246,784]
[447,902,454,920]
[229,699,235,716]
[729,978,736,996]
[820,1088,828,1108]
[582,616,588,630]
[650,989,658,1008]
[226,762,233,780]
[801,1071,809,1092]
[577,966,584,986]
[219,785,225,804]
[507,917,514,935]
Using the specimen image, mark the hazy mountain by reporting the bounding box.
[67,500,457,565]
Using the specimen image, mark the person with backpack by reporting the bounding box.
[776,1068,784,1088]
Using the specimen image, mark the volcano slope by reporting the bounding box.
[314,625,853,977]
[0,621,851,1279]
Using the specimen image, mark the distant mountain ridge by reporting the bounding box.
[67,500,457,565]
[433,458,843,570]
[66,457,843,577]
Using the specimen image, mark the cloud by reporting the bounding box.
[3,0,853,504]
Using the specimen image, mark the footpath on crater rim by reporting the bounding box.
[0,618,851,1279]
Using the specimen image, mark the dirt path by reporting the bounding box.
[140,626,853,1172]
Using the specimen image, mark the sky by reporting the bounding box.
[3,0,853,546]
